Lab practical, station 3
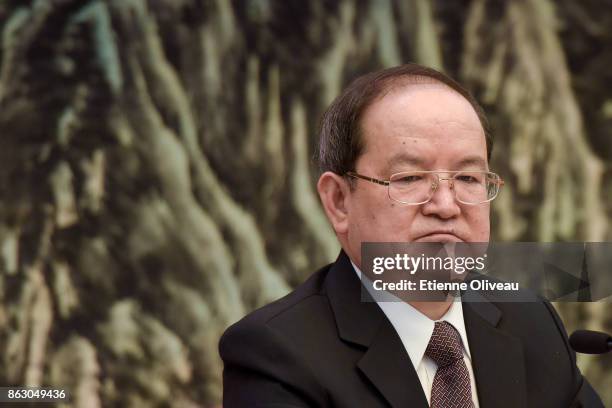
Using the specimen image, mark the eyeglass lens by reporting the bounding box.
[389,172,499,204]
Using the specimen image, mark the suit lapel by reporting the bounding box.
[325,251,429,408]
[463,300,528,408]
[357,320,430,407]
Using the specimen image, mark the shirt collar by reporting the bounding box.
[351,260,472,369]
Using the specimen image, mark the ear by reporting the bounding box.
[317,171,351,235]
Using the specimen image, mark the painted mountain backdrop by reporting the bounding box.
[0,0,610,406]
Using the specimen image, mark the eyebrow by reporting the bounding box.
[454,156,488,169]
[387,153,488,171]
[387,153,426,169]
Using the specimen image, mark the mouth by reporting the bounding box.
[414,233,463,243]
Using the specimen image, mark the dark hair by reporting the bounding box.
[316,63,492,175]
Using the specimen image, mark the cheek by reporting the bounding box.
[350,200,388,235]
[349,192,420,240]
[351,204,381,231]
[378,204,421,239]
[466,206,490,240]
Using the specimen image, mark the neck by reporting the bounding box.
[409,300,452,320]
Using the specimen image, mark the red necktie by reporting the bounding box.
[425,321,474,408]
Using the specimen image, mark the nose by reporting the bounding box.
[421,178,461,219]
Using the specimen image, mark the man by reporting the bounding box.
[219,64,603,407]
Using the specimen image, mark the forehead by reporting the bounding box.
[358,84,487,169]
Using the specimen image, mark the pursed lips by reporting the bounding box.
[414,231,464,242]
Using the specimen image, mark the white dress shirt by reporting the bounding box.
[352,262,480,407]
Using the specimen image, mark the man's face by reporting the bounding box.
[345,84,491,267]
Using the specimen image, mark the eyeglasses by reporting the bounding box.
[346,170,504,205]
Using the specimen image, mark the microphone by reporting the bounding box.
[569,330,612,354]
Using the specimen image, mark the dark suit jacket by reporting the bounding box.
[219,250,604,407]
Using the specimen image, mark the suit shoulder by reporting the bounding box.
[218,264,333,405]
[220,262,332,347]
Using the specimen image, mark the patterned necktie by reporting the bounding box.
[425,321,474,408]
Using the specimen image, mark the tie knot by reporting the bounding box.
[425,321,464,367]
